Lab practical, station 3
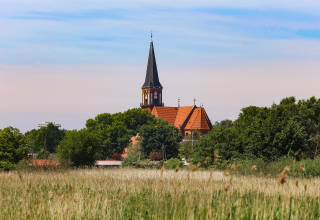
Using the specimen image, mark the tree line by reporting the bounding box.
[192,96,320,167]
[0,108,182,170]
[1,96,320,170]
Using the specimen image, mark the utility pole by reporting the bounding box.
[38,122,61,164]
[44,128,47,161]
[192,131,194,152]
[69,150,71,169]
[162,144,166,161]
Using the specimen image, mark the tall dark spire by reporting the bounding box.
[142,34,162,88]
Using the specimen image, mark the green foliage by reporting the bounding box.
[178,129,200,159]
[86,108,155,159]
[192,120,242,167]
[131,159,162,169]
[57,129,102,167]
[139,118,183,158]
[23,129,38,151]
[24,123,65,153]
[219,157,320,178]
[0,127,29,170]
[35,149,50,159]
[165,158,183,169]
[193,97,320,166]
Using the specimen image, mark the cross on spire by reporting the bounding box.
[193,98,196,106]
[151,31,153,42]
[178,97,180,107]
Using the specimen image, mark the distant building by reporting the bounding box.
[38,122,61,129]
[140,36,212,137]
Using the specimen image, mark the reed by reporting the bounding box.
[1,166,320,219]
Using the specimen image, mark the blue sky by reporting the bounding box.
[1,0,320,132]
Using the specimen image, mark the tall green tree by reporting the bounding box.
[0,127,29,170]
[57,129,102,167]
[192,120,242,167]
[24,124,65,153]
[238,106,306,160]
[192,97,318,166]
[139,118,183,158]
[178,129,201,159]
[34,123,65,153]
[86,108,155,159]
[23,129,38,151]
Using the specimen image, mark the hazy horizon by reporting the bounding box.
[1,0,320,133]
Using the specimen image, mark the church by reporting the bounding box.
[140,36,213,138]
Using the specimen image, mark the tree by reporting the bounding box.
[178,129,200,159]
[57,129,102,167]
[121,142,141,167]
[239,107,306,160]
[139,118,183,158]
[86,108,155,159]
[0,127,29,170]
[192,121,242,167]
[192,97,314,166]
[23,129,38,152]
[24,124,65,153]
[34,123,65,153]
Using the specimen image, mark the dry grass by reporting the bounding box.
[1,168,320,219]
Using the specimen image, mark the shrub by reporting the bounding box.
[213,157,320,178]
[122,143,142,167]
[148,150,162,161]
[165,158,183,169]
[110,152,122,161]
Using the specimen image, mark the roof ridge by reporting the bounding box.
[190,108,201,129]
[180,105,197,130]
[173,106,180,127]
[201,107,213,129]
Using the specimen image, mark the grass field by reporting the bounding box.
[1,167,319,219]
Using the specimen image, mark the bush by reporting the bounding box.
[165,158,183,169]
[57,129,102,167]
[132,159,162,169]
[121,143,141,167]
[110,152,122,161]
[212,157,320,178]
[148,150,162,161]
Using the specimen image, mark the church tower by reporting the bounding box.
[140,34,163,109]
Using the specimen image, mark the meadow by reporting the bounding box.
[1,167,319,219]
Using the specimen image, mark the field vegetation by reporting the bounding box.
[1,166,320,219]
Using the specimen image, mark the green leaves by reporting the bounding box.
[193,96,320,166]
[0,127,29,170]
[57,129,102,167]
[85,108,156,159]
[139,118,183,158]
[24,123,65,153]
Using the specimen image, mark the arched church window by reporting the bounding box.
[151,93,153,104]
[154,91,158,99]
[144,92,148,104]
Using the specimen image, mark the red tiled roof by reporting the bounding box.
[173,106,193,128]
[185,107,212,130]
[146,105,212,134]
[31,160,61,166]
[152,106,178,124]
